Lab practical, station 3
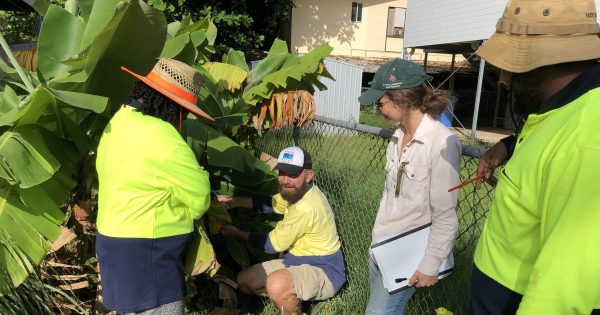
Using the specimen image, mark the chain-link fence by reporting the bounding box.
[254,116,496,315]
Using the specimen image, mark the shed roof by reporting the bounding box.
[0,0,34,12]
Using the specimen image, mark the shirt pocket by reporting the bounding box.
[400,164,429,200]
[384,159,396,191]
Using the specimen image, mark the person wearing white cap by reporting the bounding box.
[219,146,346,315]
[470,0,600,314]
[95,58,213,314]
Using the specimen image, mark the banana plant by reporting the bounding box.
[180,41,333,276]
[187,40,333,197]
[0,0,334,298]
[0,0,172,294]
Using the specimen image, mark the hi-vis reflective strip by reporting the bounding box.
[146,71,197,104]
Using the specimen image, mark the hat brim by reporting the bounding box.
[358,88,386,105]
[275,163,303,175]
[120,66,215,122]
[476,32,600,73]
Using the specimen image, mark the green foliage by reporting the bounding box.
[202,6,264,56]
[359,106,396,129]
[0,4,332,312]
[0,11,38,44]
[0,0,169,295]
[0,0,63,44]
[147,0,295,56]
[0,273,54,314]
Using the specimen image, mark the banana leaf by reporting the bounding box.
[243,40,333,106]
[222,49,249,72]
[203,62,247,93]
[0,179,69,293]
[0,0,159,295]
[36,5,86,80]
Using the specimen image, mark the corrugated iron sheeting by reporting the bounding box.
[314,58,362,122]
[250,57,363,123]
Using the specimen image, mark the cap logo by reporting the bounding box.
[387,73,397,82]
[281,152,294,162]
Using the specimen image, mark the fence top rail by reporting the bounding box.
[314,115,488,158]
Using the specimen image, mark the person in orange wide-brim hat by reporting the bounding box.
[120,58,214,121]
[94,58,213,314]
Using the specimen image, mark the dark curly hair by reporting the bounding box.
[128,81,189,125]
[386,84,451,119]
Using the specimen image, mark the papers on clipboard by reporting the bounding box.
[370,223,454,293]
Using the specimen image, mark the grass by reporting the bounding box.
[359,106,395,129]
[255,127,494,315]
[359,107,498,149]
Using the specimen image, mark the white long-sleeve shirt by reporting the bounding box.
[372,114,461,275]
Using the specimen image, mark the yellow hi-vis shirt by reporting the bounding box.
[474,88,600,314]
[269,185,342,256]
[96,105,210,238]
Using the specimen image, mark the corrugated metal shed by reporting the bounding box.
[251,57,363,122]
[404,0,504,49]
[314,58,362,122]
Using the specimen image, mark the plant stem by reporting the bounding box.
[0,33,35,92]
[43,284,88,314]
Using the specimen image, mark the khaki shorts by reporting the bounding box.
[254,259,335,301]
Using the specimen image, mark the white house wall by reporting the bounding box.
[291,0,407,57]
[290,0,457,61]
[404,0,600,48]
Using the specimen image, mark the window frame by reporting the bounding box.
[386,6,407,38]
[352,2,363,23]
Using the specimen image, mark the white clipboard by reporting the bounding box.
[370,223,454,293]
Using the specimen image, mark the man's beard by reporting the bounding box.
[511,73,543,116]
[279,181,309,204]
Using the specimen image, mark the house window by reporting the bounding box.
[352,2,363,22]
[387,7,406,37]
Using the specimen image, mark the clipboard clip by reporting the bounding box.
[395,277,407,283]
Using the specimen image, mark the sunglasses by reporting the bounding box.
[375,99,393,108]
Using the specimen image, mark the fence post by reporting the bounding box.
[293,124,300,146]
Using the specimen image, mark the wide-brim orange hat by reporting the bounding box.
[121,58,215,121]
[476,0,600,73]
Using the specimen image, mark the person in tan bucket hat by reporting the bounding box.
[470,0,600,314]
[95,59,213,314]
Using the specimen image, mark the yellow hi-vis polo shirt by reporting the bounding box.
[269,185,342,256]
[474,87,600,314]
[96,105,210,238]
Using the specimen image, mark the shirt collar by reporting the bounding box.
[129,99,144,109]
[392,114,438,145]
[412,114,437,144]
[538,62,600,114]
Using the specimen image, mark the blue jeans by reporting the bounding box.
[365,258,416,315]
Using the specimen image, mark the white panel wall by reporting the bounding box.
[250,58,362,123]
[404,0,600,48]
[314,58,362,122]
[404,0,505,48]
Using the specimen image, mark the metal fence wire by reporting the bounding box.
[253,116,496,315]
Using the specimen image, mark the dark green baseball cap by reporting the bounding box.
[358,58,432,105]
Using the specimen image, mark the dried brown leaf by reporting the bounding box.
[58,280,89,290]
[51,227,77,252]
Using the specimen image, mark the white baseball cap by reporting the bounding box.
[275,146,313,175]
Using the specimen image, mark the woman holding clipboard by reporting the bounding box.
[358,58,461,314]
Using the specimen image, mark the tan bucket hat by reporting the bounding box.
[121,58,215,121]
[476,0,600,73]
